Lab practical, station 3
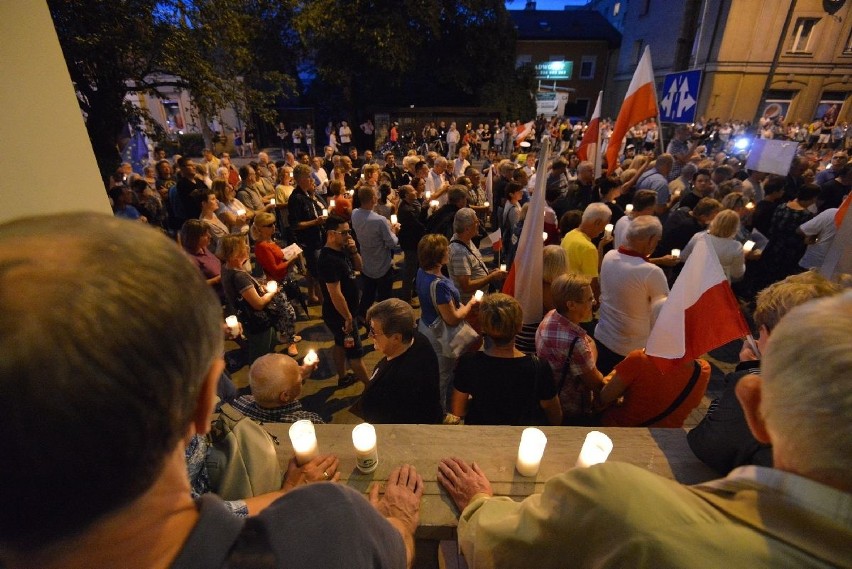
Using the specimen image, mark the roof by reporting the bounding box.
[509,9,622,46]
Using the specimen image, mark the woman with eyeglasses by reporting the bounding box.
[250,213,300,357]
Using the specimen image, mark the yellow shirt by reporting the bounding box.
[561,228,599,277]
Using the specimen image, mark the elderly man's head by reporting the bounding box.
[577,161,594,184]
[0,214,223,550]
[580,202,612,238]
[624,214,662,256]
[453,207,479,240]
[248,354,305,408]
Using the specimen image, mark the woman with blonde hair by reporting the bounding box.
[681,209,745,281]
[452,293,561,426]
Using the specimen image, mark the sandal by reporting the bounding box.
[287,344,299,357]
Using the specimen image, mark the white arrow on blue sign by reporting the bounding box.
[659,70,702,124]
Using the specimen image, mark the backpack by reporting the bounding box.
[205,402,284,501]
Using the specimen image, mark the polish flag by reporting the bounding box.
[515,121,535,147]
[484,227,502,252]
[502,138,552,324]
[577,90,602,177]
[605,47,658,174]
[645,234,749,373]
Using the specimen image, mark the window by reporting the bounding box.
[788,18,818,53]
[613,2,621,16]
[632,40,644,64]
[516,54,532,68]
[580,56,597,79]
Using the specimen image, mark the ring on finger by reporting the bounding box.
[323,471,329,480]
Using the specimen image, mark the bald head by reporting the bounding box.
[249,353,303,407]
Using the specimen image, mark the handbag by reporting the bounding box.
[428,278,479,358]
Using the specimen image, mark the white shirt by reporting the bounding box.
[613,215,632,249]
[596,249,669,356]
[798,208,838,269]
[682,231,745,282]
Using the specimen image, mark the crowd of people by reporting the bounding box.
[11,109,850,567]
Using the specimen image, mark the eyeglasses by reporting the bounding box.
[334,229,351,235]
[368,327,385,338]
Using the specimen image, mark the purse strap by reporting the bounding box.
[639,361,703,427]
[557,336,581,394]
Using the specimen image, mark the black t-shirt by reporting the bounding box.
[288,188,326,249]
[317,246,359,321]
[362,332,443,424]
[454,352,556,426]
[657,207,702,256]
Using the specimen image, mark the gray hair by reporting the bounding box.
[577,161,593,174]
[366,298,416,342]
[625,214,662,244]
[249,353,300,406]
[761,291,852,475]
[453,207,478,234]
[582,202,612,224]
[0,213,222,549]
[680,163,698,180]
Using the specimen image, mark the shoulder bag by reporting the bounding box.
[428,278,479,358]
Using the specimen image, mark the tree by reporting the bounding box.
[48,0,298,180]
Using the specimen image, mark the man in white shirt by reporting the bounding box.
[351,186,400,320]
[426,157,450,204]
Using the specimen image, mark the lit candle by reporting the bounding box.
[352,423,378,474]
[288,420,319,466]
[429,200,439,209]
[270,198,276,205]
[236,208,246,216]
[321,208,328,216]
[743,240,755,253]
[303,349,318,366]
[330,199,336,208]
[626,204,634,213]
[745,202,755,210]
[516,427,547,477]
[266,280,278,293]
[390,214,398,225]
[425,191,432,200]
[542,231,549,240]
[673,190,682,199]
[225,315,239,335]
[474,290,484,301]
[604,223,614,239]
[483,201,490,208]
[671,249,681,259]
[499,263,507,272]
[575,431,613,468]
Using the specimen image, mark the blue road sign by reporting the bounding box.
[659,70,702,124]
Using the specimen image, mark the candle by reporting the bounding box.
[390,214,398,225]
[743,240,755,253]
[673,190,681,199]
[329,199,336,208]
[575,431,613,468]
[542,231,549,240]
[626,204,634,213]
[604,223,614,239]
[288,420,319,465]
[266,280,278,293]
[425,191,432,199]
[321,208,328,216]
[225,315,239,335]
[474,290,484,301]
[745,202,755,210]
[429,200,439,209]
[671,249,681,259]
[303,349,318,366]
[352,423,378,474]
[483,201,490,207]
[270,198,276,205]
[499,263,507,272]
[236,208,246,216]
[516,427,547,477]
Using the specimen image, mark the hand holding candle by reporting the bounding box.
[499,263,507,272]
[303,349,319,366]
[289,420,319,466]
[329,199,336,208]
[352,423,378,473]
[390,214,398,225]
[575,431,613,468]
[321,208,328,217]
[516,428,547,477]
[266,280,278,294]
[429,200,439,209]
[225,315,240,336]
[604,223,614,240]
[474,290,484,302]
[625,204,634,214]
[425,191,432,200]
[270,198,276,205]
[483,201,490,208]
[236,208,246,216]
[671,249,681,259]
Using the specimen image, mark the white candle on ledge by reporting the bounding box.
[516,427,547,477]
[352,423,379,473]
[321,208,328,217]
[225,315,240,335]
[474,290,484,301]
[266,280,278,293]
[575,431,613,468]
[270,198,276,205]
[499,263,507,272]
[390,214,398,225]
[330,199,336,208]
[626,204,634,213]
[743,240,755,254]
[604,223,614,239]
[288,420,319,466]
[671,249,681,259]
[303,349,318,366]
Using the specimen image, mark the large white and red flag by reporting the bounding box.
[645,234,749,373]
[576,90,603,178]
[515,121,535,147]
[502,138,552,324]
[605,46,658,174]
